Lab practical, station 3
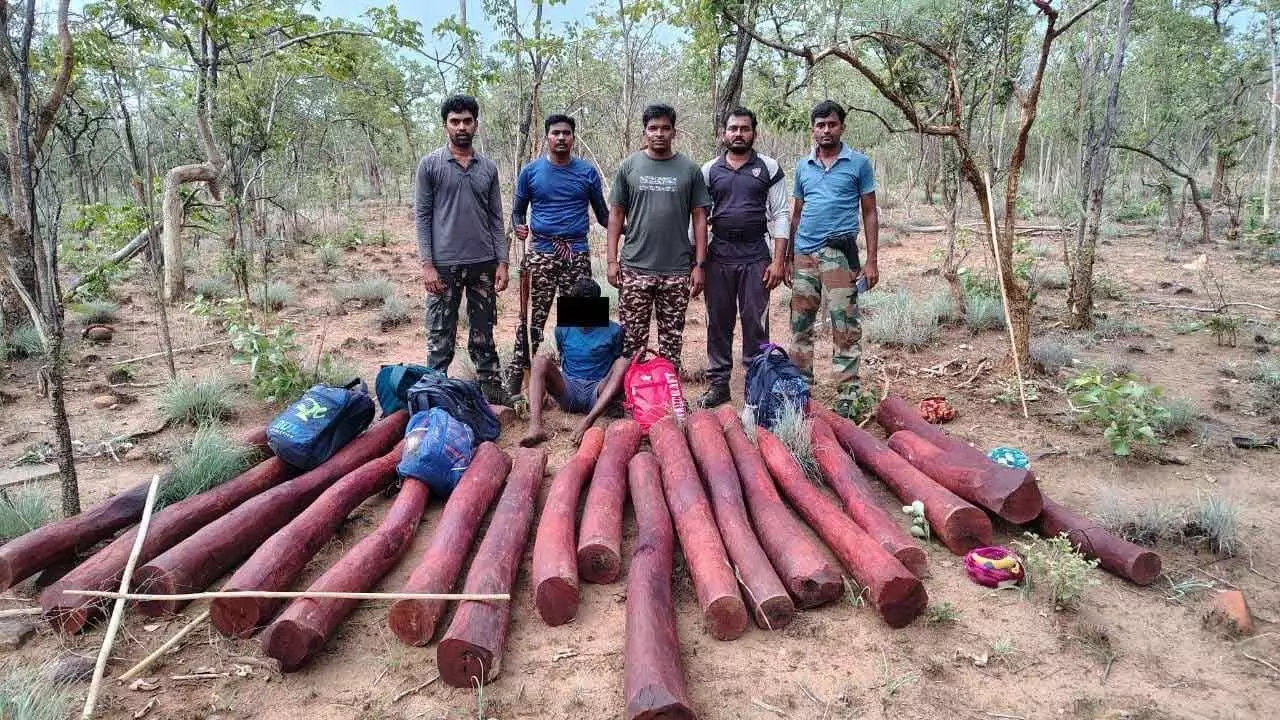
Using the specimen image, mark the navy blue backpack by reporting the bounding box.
[267,380,376,470]
[744,344,810,429]
[406,374,500,442]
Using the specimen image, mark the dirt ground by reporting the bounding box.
[2,204,1278,720]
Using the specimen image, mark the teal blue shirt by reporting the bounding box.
[792,144,876,255]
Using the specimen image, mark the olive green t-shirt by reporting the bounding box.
[610,151,712,276]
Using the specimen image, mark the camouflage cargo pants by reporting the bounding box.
[620,267,690,366]
[790,246,861,399]
[515,249,592,369]
[425,261,500,382]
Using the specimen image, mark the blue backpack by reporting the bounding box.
[406,375,500,442]
[374,363,436,416]
[267,380,376,470]
[397,408,475,497]
[745,344,810,429]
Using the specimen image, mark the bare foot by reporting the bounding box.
[520,426,551,448]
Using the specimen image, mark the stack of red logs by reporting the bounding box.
[0,391,1161,717]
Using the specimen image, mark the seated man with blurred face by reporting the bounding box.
[520,278,629,447]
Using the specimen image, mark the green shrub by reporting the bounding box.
[926,292,961,325]
[6,324,44,359]
[1066,368,1170,456]
[925,601,959,625]
[317,243,343,271]
[377,296,413,330]
[1248,359,1280,406]
[865,289,939,350]
[193,276,236,300]
[72,299,120,324]
[0,665,74,720]
[1029,338,1075,374]
[334,276,394,306]
[159,427,257,509]
[315,355,361,387]
[1185,494,1241,556]
[1012,532,1100,610]
[159,376,237,426]
[0,486,57,541]
[963,292,1005,333]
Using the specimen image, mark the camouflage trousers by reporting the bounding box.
[425,261,500,382]
[620,267,690,366]
[508,249,592,372]
[790,246,861,399]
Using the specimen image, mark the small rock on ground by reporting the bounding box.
[46,653,96,684]
[0,618,36,651]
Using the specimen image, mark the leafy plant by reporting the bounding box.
[0,486,57,541]
[159,375,237,426]
[158,427,258,509]
[190,296,308,402]
[71,299,120,324]
[925,601,958,624]
[994,378,1039,405]
[1066,368,1170,456]
[1011,532,1100,610]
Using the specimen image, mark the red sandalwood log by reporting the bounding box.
[810,417,928,577]
[437,447,546,687]
[624,452,695,720]
[648,416,747,641]
[686,411,793,631]
[1,428,269,592]
[815,407,992,555]
[1037,496,1162,586]
[713,405,842,609]
[757,428,927,628]
[886,429,1042,523]
[260,479,430,671]
[577,419,643,585]
[132,412,409,617]
[210,442,404,638]
[386,443,511,646]
[532,427,605,626]
[40,453,296,634]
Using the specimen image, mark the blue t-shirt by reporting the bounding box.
[555,322,623,382]
[792,144,877,255]
[512,157,609,254]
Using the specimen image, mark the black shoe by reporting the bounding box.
[697,384,731,410]
[479,379,510,407]
[502,367,524,398]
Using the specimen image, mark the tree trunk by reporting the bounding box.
[1266,12,1277,225]
[1211,150,1227,203]
[1068,0,1132,330]
[713,1,756,138]
[161,162,218,300]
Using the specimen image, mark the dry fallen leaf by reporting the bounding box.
[129,678,160,692]
[133,697,158,719]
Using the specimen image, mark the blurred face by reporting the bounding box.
[547,122,575,155]
[724,114,756,153]
[644,115,675,153]
[445,110,476,149]
[812,112,844,149]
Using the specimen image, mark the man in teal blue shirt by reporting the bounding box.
[788,100,880,418]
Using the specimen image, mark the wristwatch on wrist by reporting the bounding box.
[694,259,706,269]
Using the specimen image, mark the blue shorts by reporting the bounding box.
[556,375,602,414]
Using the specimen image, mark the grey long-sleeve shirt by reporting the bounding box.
[415,146,508,266]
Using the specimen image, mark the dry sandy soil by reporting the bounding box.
[2,204,1278,720]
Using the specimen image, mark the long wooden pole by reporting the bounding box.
[82,473,161,719]
[65,589,511,603]
[117,610,210,681]
[983,170,1030,419]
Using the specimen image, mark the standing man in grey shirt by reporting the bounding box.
[416,94,510,405]
[606,103,711,366]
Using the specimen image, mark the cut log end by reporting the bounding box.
[577,544,621,585]
[791,574,844,610]
[260,618,324,673]
[938,506,993,555]
[534,577,580,627]
[437,639,497,688]
[386,600,438,647]
[894,546,930,578]
[43,603,97,635]
[131,567,182,617]
[1128,552,1162,586]
[704,595,749,641]
[627,691,697,720]
[210,597,271,639]
[753,596,795,632]
[998,480,1045,525]
[877,576,930,629]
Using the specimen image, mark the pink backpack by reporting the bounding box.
[623,349,686,431]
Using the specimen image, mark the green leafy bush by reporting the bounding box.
[1012,532,1100,610]
[160,376,237,426]
[1066,368,1170,456]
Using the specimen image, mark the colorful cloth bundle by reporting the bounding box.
[964,546,1024,589]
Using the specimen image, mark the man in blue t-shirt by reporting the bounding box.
[520,278,628,447]
[789,99,880,419]
[506,114,610,396]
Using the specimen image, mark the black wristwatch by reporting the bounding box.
[694,259,706,269]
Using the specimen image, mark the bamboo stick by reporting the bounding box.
[82,473,161,720]
[64,589,511,603]
[117,610,210,681]
[983,170,1030,420]
[0,607,41,618]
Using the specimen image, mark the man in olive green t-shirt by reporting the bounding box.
[606,103,711,366]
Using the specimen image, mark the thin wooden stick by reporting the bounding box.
[391,673,440,703]
[110,339,229,366]
[983,170,1029,419]
[64,589,511,603]
[117,609,210,681]
[0,607,41,618]
[82,473,161,719]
